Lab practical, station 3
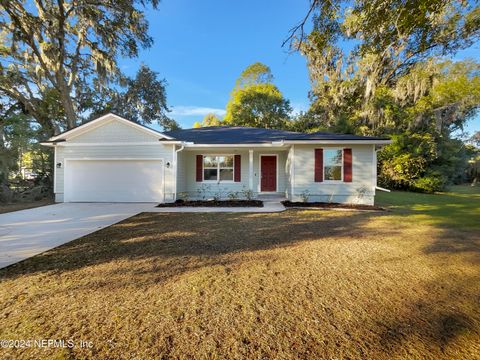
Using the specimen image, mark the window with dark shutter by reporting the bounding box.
[234,155,241,182]
[343,148,352,182]
[196,155,203,182]
[314,149,323,182]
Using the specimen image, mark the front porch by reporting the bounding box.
[175,147,291,201]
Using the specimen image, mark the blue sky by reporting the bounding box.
[119,0,479,135]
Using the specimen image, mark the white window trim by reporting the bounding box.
[202,154,235,183]
[323,148,344,183]
[258,154,279,193]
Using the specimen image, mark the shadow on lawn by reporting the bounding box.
[0,210,388,280]
[378,226,480,357]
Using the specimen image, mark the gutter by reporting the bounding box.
[39,139,66,147]
[281,139,392,145]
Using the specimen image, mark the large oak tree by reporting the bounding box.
[0,0,176,135]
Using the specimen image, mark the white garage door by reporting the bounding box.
[64,160,164,202]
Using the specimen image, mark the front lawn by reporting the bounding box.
[0,187,479,359]
[376,184,480,228]
[0,199,54,214]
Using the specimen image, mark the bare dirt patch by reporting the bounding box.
[0,199,54,214]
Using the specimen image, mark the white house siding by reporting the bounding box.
[292,144,376,205]
[176,149,187,194]
[54,119,175,202]
[177,148,289,199]
[67,119,158,143]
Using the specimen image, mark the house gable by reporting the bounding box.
[47,113,172,144]
[68,118,160,143]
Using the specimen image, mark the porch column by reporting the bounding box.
[249,149,254,190]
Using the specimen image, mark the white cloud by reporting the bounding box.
[170,106,226,117]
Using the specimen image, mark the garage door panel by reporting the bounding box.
[65,160,163,202]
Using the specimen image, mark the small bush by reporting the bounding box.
[300,190,310,202]
[227,191,239,200]
[241,186,255,201]
[411,173,446,193]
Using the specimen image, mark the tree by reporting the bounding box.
[284,0,480,191]
[234,62,274,89]
[224,62,292,128]
[285,0,480,131]
[0,108,52,186]
[193,113,222,128]
[470,131,480,147]
[0,0,163,135]
[88,64,179,130]
[203,113,222,127]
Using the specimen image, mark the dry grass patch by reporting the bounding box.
[0,199,54,214]
[0,207,479,359]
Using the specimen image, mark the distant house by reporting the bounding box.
[41,113,391,205]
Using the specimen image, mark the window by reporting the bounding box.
[324,149,342,181]
[203,155,234,182]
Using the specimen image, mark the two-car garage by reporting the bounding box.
[64,160,164,202]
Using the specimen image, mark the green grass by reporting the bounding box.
[376,185,480,229]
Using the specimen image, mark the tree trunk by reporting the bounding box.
[57,79,77,130]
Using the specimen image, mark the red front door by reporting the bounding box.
[261,156,277,192]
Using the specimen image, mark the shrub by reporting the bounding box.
[227,191,239,200]
[178,192,190,201]
[241,186,255,200]
[411,172,447,193]
[300,190,310,202]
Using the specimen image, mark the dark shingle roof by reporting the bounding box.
[163,126,389,144]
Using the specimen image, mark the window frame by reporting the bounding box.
[323,148,343,182]
[202,154,235,183]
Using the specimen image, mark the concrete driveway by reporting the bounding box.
[0,203,156,269]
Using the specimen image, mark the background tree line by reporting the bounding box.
[0,0,479,201]
[198,0,480,193]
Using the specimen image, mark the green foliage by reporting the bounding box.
[411,173,447,193]
[224,83,292,128]
[287,0,480,191]
[379,133,437,189]
[378,132,472,192]
[224,62,291,128]
[0,111,52,186]
[89,65,178,130]
[234,62,274,89]
[194,113,222,128]
[0,0,164,133]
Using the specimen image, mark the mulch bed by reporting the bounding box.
[281,200,384,211]
[157,199,264,208]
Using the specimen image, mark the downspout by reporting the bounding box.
[374,147,391,192]
[173,143,185,201]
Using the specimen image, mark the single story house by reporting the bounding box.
[41,113,391,205]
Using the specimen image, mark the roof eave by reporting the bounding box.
[281,139,392,145]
